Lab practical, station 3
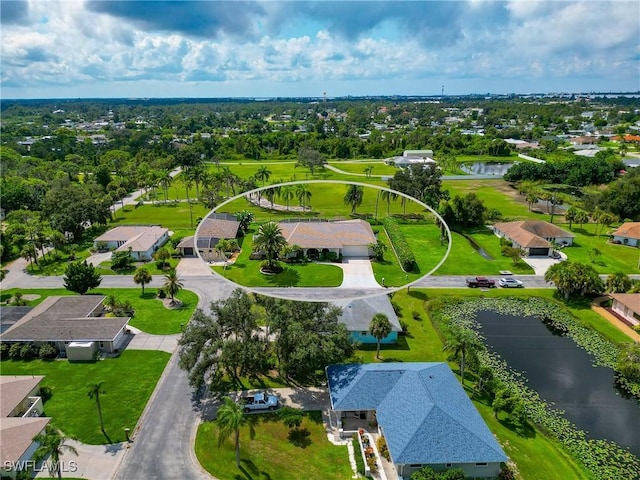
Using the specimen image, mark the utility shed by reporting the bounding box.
[65,341,98,361]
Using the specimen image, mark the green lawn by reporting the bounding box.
[327,160,398,176]
[1,350,170,445]
[195,412,352,480]
[96,258,179,276]
[1,288,198,335]
[213,228,343,287]
[110,203,209,230]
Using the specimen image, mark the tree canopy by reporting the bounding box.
[387,164,448,208]
[63,260,102,294]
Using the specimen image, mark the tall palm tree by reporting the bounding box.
[443,327,481,385]
[182,173,194,204]
[33,425,78,480]
[279,185,294,211]
[295,184,312,211]
[381,190,398,215]
[163,269,184,305]
[369,313,392,359]
[253,222,287,271]
[343,184,364,215]
[88,381,106,432]
[574,210,589,230]
[133,267,152,294]
[216,397,255,468]
[159,169,173,203]
[189,164,207,200]
[256,166,271,185]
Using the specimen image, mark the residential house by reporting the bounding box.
[492,220,575,256]
[93,225,169,260]
[278,219,376,258]
[611,222,640,247]
[334,295,402,344]
[389,150,437,169]
[610,294,640,328]
[0,376,51,479]
[326,363,508,479]
[184,213,240,261]
[0,296,130,356]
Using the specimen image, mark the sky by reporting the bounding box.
[1,0,639,99]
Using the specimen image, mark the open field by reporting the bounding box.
[1,350,170,445]
[326,160,398,176]
[196,411,352,480]
[111,203,208,230]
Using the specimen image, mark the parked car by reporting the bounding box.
[466,276,497,288]
[499,277,524,288]
[241,392,279,413]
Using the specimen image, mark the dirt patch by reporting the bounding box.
[22,294,41,301]
[159,297,183,309]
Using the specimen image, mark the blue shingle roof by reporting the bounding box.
[326,363,508,465]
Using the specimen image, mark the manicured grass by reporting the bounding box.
[1,350,170,445]
[97,258,179,276]
[110,203,210,230]
[212,229,343,287]
[195,412,352,480]
[327,160,398,176]
[456,154,518,163]
[560,223,640,274]
[1,288,198,335]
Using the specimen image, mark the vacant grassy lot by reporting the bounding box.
[111,203,208,230]
[1,350,170,445]
[327,160,397,176]
[1,287,198,335]
[212,229,343,287]
[196,412,352,480]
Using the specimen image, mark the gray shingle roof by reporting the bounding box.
[278,220,376,249]
[327,363,508,465]
[196,214,240,241]
[334,295,402,332]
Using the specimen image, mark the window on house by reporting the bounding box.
[446,463,452,468]
[361,331,368,335]
[475,462,488,467]
[99,341,104,348]
[410,464,422,468]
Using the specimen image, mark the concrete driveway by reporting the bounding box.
[523,253,566,276]
[176,257,214,277]
[338,257,383,289]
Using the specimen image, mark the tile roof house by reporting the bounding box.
[492,220,575,256]
[610,294,640,328]
[0,376,51,479]
[334,295,402,344]
[611,222,640,247]
[389,150,437,169]
[278,219,376,258]
[94,225,169,260]
[326,363,508,479]
[0,296,130,356]
[184,213,241,261]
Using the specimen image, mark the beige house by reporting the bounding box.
[493,220,575,256]
[0,376,51,479]
[278,219,376,258]
[93,225,169,260]
[610,294,640,328]
[187,213,240,262]
[0,296,130,356]
[611,222,640,247]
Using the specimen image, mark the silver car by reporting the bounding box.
[499,277,523,288]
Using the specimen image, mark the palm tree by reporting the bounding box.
[381,190,398,215]
[574,210,589,230]
[363,165,374,178]
[295,184,312,211]
[279,185,294,211]
[606,272,632,293]
[88,381,106,432]
[369,313,392,359]
[133,267,152,294]
[103,294,118,312]
[33,425,78,480]
[344,184,364,215]
[163,269,184,305]
[525,191,539,212]
[159,169,173,203]
[216,397,255,468]
[189,164,207,200]
[443,327,481,385]
[255,166,271,185]
[253,222,287,271]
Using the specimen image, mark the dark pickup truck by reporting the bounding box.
[466,276,496,288]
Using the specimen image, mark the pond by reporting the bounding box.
[460,162,515,176]
[474,310,640,457]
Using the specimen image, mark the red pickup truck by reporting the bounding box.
[466,276,496,288]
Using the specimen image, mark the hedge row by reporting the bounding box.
[382,217,416,272]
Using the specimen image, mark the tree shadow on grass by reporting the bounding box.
[139,292,156,300]
[497,417,537,439]
[267,267,300,287]
[288,427,312,448]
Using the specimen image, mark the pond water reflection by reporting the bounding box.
[474,310,640,457]
[460,162,515,176]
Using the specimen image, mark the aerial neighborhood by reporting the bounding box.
[1,94,640,480]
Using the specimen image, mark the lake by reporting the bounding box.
[474,310,640,457]
[460,162,515,176]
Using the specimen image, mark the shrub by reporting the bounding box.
[399,320,409,334]
[20,343,38,360]
[412,310,422,321]
[9,343,23,359]
[382,217,416,271]
[352,437,365,475]
[376,435,390,461]
[157,288,166,299]
[38,344,58,360]
[0,343,9,359]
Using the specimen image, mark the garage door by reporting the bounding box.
[342,245,370,257]
[529,248,550,256]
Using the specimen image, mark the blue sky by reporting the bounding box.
[1,0,639,99]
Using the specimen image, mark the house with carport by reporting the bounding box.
[93,225,169,260]
[326,363,508,479]
[0,376,51,479]
[334,295,402,344]
[278,219,376,258]
[492,220,575,256]
[0,296,130,359]
[611,222,640,247]
[610,294,640,328]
